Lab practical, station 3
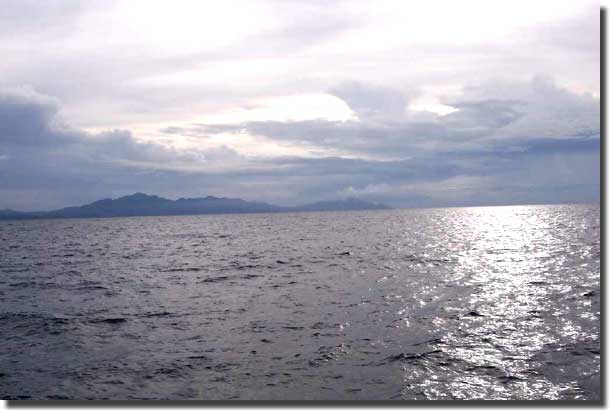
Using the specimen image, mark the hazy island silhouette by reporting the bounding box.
[0,193,391,220]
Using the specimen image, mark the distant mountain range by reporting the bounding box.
[0,193,391,220]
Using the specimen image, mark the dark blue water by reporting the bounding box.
[0,204,600,400]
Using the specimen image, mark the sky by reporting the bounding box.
[0,0,600,210]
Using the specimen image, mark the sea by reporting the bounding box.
[0,204,600,400]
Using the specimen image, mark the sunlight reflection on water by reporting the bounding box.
[398,205,599,400]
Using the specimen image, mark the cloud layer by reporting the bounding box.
[0,78,599,210]
[0,1,600,210]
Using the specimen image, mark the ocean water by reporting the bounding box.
[0,204,600,400]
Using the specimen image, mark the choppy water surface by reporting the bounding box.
[0,204,600,400]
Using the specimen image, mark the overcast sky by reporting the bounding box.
[0,0,600,210]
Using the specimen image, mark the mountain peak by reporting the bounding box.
[122,192,154,199]
[114,193,169,202]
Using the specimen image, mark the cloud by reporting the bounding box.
[0,87,255,209]
[150,77,599,209]
[0,87,73,145]
[446,76,600,140]
[440,100,524,131]
[0,1,598,132]
[0,1,366,129]
[0,79,599,209]
[328,82,412,121]
[0,87,248,168]
[179,78,599,159]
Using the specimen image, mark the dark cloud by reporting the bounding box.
[0,88,225,166]
[0,88,74,145]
